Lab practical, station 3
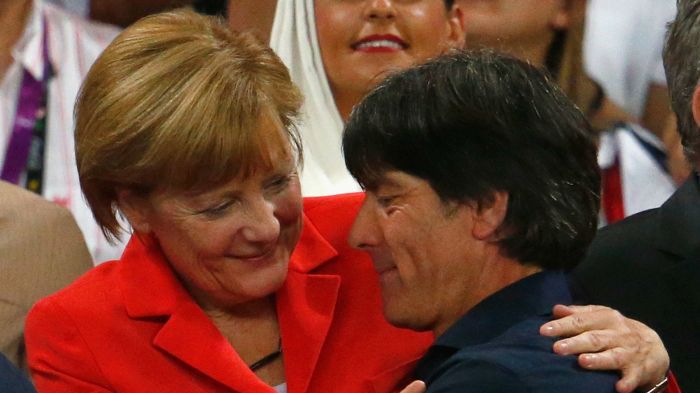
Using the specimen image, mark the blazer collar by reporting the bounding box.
[654,175,700,324]
[656,174,700,258]
[276,212,341,392]
[118,212,341,391]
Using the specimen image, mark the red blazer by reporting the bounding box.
[25,193,433,393]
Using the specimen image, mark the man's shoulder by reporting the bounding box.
[427,318,617,393]
[588,208,660,260]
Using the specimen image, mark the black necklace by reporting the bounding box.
[249,338,282,372]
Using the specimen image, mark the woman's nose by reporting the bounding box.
[364,0,396,21]
[241,200,281,244]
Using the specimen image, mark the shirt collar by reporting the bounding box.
[12,0,46,81]
[414,270,572,380]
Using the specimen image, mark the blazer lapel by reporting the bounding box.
[277,213,341,393]
[656,176,700,327]
[119,235,274,392]
[656,176,700,257]
[153,301,274,392]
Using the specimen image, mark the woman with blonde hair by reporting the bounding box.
[25,10,433,392]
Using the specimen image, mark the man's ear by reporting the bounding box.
[117,189,152,234]
[471,191,509,241]
[691,85,700,128]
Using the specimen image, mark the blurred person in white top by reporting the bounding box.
[0,0,123,263]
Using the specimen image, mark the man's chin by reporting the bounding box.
[381,303,432,332]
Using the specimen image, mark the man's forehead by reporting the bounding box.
[370,171,427,192]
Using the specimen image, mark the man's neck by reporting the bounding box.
[431,257,543,338]
[0,0,34,79]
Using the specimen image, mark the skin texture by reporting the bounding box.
[88,0,191,27]
[0,0,32,77]
[314,0,464,120]
[119,118,303,312]
[348,171,538,336]
[227,0,278,44]
[457,0,570,67]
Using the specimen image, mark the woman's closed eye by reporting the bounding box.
[199,199,236,218]
[265,173,295,194]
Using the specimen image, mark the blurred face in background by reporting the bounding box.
[315,0,464,119]
[457,0,573,66]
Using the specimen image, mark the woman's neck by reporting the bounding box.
[332,87,365,123]
[206,296,285,386]
[0,0,33,78]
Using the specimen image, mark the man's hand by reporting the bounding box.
[540,305,669,393]
[400,380,426,393]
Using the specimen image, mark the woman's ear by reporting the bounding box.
[447,3,466,48]
[550,0,585,31]
[471,191,509,241]
[117,189,152,234]
[691,86,700,131]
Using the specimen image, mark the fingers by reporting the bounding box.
[615,372,642,393]
[540,305,670,392]
[400,380,426,393]
[541,305,625,337]
[552,330,630,355]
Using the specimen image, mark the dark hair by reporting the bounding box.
[663,0,700,166]
[343,50,600,270]
[192,0,227,17]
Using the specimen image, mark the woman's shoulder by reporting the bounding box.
[27,260,122,321]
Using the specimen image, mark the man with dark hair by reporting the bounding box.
[343,50,617,392]
[572,1,700,391]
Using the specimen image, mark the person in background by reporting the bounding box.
[583,0,676,138]
[456,0,676,225]
[25,10,674,393]
[573,0,700,390]
[46,0,89,17]
[88,0,191,27]
[0,0,123,263]
[0,181,92,369]
[583,0,690,187]
[267,0,465,196]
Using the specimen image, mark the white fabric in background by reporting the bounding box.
[46,0,89,17]
[0,1,123,263]
[584,0,677,118]
[598,123,676,225]
[269,0,362,196]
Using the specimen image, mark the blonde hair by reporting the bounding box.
[75,9,303,242]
